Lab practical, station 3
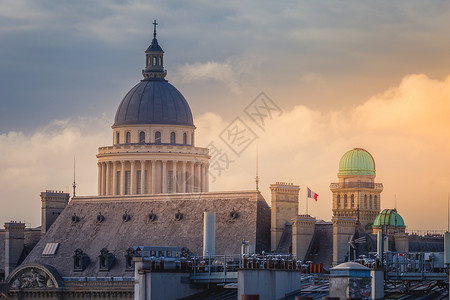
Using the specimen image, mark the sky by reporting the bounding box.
[1,0,450,231]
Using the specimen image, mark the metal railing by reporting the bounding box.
[330,182,383,189]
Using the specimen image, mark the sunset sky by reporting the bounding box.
[1,0,450,230]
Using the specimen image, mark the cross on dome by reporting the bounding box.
[153,20,158,39]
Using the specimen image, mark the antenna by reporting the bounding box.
[72,156,77,198]
[357,203,360,223]
[255,146,259,191]
[448,192,449,232]
[394,194,397,210]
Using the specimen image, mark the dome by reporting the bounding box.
[338,148,375,176]
[372,209,405,228]
[114,80,194,127]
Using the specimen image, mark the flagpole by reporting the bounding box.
[306,188,309,215]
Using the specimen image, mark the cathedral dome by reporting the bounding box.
[113,80,194,126]
[372,209,405,228]
[113,22,194,127]
[338,148,375,176]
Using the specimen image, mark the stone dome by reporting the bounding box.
[372,209,405,228]
[113,80,194,127]
[338,148,375,176]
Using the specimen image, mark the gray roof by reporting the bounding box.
[22,191,270,278]
[114,80,194,127]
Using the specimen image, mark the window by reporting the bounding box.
[126,132,131,143]
[159,57,162,66]
[137,170,141,194]
[369,195,373,208]
[116,171,121,195]
[364,195,368,208]
[153,56,157,66]
[125,171,131,195]
[351,194,354,208]
[344,195,348,208]
[191,133,194,145]
[168,170,173,193]
[155,131,161,144]
[337,195,341,208]
[183,133,187,144]
[139,131,145,144]
[374,195,378,209]
[170,132,176,144]
[116,132,120,144]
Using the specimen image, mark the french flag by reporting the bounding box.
[307,187,319,201]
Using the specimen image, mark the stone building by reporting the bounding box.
[1,27,270,299]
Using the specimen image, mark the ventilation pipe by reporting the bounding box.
[203,211,216,257]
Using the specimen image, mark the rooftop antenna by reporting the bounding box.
[153,20,158,39]
[394,194,397,211]
[447,192,449,232]
[357,203,360,223]
[255,146,259,191]
[72,156,77,198]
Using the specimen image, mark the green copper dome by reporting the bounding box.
[372,209,405,228]
[338,148,375,176]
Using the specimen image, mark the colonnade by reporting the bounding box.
[97,160,209,196]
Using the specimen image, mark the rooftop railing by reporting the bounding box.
[329,182,383,189]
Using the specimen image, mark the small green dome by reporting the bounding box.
[372,209,405,228]
[338,148,375,176]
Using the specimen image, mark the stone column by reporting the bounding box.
[172,160,177,193]
[190,162,195,192]
[112,161,117,195]
[131,160,136,195]
[162,160,167,193]
[196,163,201,192]
[140,160,146,194]
[97,162,102,195]
[121,160,126,196]
[106,162,111,195]
[102,162,107,196]
[151,160,156,194]
[181,161,187,193]
[201,164,206,192]
[205,163,209,192]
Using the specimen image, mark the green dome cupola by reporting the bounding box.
[372,209,405,228]
[338,148,375,176]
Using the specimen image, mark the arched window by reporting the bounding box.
[183,133,187,144]
[364,195,368,208]
[369,195,373,209]
[155,131,161,145]
[191,133,194,146]
[116,132,120,144]
[351,194,354,208]
[126,132,131,143]
[344,195,348,208]
[153,56,157,66]
[374,195,378,209]
[139,131,145,144]
[170,132,176,144]
[337,195,341,208]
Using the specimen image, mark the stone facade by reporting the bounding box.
[270,182,299,251]
[291,215,315,261]
[332,216,356,265]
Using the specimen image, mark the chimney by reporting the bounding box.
[4,221,26,277]
[41,190,70,235]
[203,211,216,257]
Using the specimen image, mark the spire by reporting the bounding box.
[72,156,77,198]
[153,20,158,39]
[142,20,167,80]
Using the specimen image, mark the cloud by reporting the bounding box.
[176,61,242,94]
[196,73,450,230]
[0,117,110,226]
[1,73,449,231]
